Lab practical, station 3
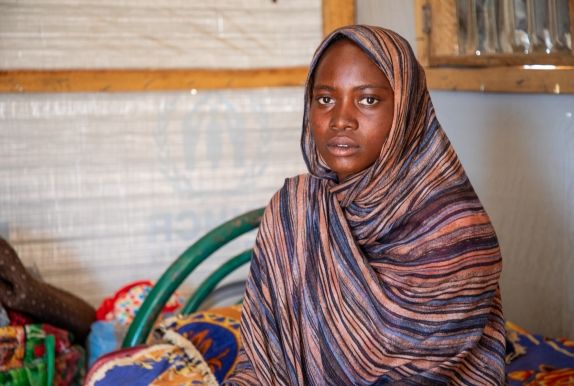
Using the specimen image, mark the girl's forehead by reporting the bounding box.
[311,39,392,89]
[316,35,394,77]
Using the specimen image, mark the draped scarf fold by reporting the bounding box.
[224,25,505,385]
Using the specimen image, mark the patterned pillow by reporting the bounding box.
[84,306,242,386]
[155,305,242,383]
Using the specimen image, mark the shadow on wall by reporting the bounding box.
[432,91,574,338]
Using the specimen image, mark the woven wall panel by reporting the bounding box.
[0,88,307,304]
[0,0,321,69]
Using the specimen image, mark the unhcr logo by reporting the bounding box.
[153,90,271,196]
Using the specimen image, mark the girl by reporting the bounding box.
[224,25,505,385]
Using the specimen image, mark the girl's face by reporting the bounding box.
[310,39,394,181]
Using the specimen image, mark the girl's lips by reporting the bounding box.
[326,137,359,156]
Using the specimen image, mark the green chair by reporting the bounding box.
[122,207,264,348]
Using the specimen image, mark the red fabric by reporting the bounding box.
[7,309,34,326]
[96,280,153,320]
[95,280,182,323]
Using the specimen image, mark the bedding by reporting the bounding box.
[85,306,574,385]
[505,321,574,385]
[0,323,85,386]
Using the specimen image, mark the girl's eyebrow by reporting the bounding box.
[356,84,392,91]
[312,84,391,91]
[312,85,335,91]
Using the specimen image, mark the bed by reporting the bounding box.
[84,209,574,385]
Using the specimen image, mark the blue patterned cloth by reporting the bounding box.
[506,321,574,384]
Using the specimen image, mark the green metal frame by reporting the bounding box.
[180,249,253,315]
[122,207,264,348]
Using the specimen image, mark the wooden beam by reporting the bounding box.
[0,1,355,93]
[0,67,309,93]
[426,66,574,94]
[429,53,574,67]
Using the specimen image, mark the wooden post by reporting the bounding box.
[428,0,460,59]
[415,0,459,66]
[322,0,356,36]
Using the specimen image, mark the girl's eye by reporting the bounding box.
[316,96,333,105]
[359,96,379,106]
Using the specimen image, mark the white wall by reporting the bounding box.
[358,0,574,338]
[0,89,306,305]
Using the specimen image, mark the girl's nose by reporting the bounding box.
[330,100,358,131]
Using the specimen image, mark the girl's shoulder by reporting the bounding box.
[264,173,313,213]
[265,173,313,198]
[282,173,312,189]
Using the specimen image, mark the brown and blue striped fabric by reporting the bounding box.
[224,25,505,385]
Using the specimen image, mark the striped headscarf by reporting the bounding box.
[224,25,505,385]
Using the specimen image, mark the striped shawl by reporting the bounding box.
[224,25,505,385]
